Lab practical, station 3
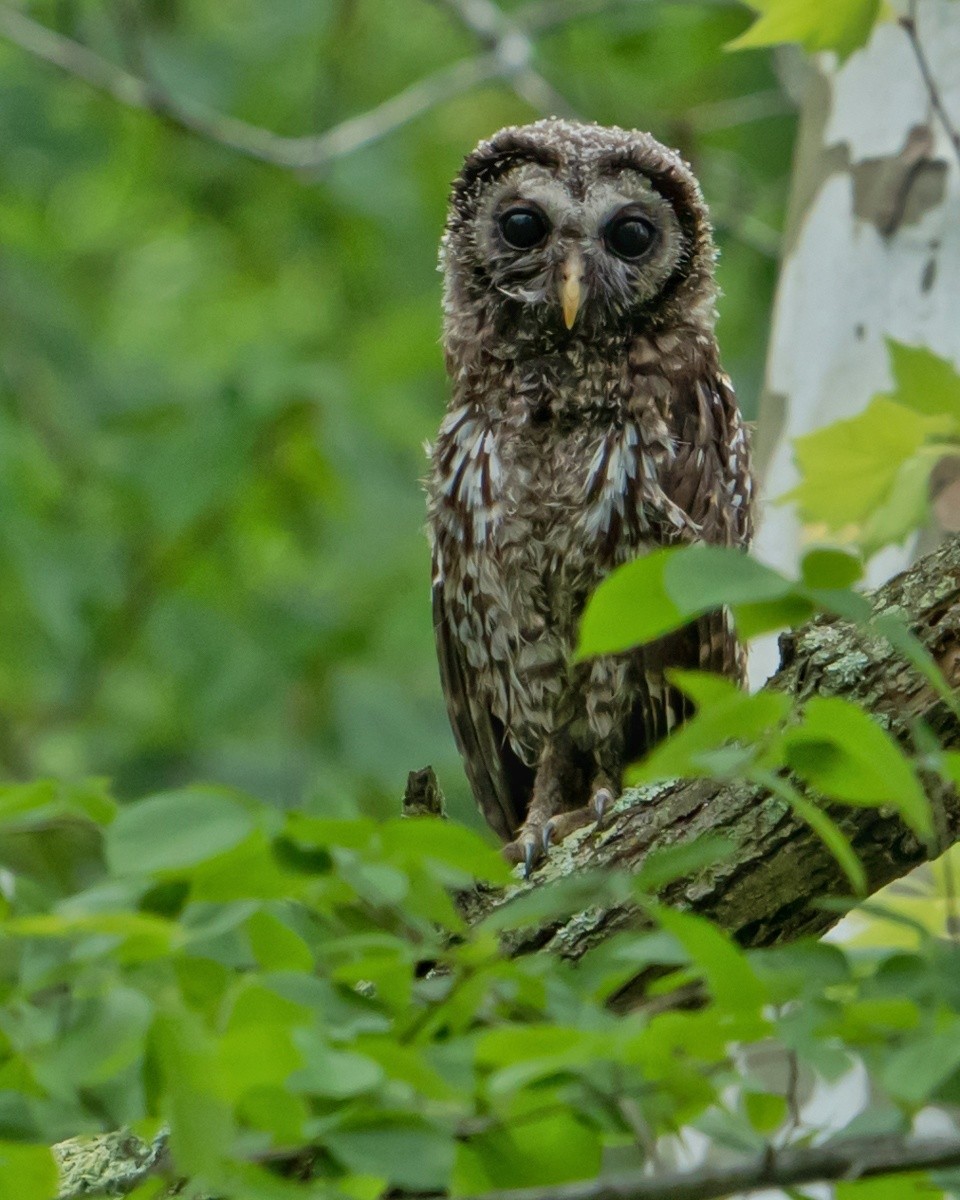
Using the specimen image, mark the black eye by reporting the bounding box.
[499,207,549,249]
[605,215,656,260]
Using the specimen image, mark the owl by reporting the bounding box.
[426,119,753,875]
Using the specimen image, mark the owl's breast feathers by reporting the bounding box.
[430,333,750,573]
[428,333,752,779]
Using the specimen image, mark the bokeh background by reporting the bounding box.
[0,0,796,827]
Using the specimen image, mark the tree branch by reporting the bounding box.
[902,0,960,173]
[52,1113,960,1199]
[0,6,501,171]
[459,1132,960,1200]
[0,0,767,173]
[461,534,960,990]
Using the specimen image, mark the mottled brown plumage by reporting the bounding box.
[426,119,753,872]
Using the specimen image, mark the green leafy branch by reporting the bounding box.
[6,533,960,1199]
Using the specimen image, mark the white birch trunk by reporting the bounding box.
[751,0,960,685]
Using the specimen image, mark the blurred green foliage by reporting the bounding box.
[0,0,794,823]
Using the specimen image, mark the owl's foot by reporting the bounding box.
[543,786,613,848]
[504,786,614,879]
[503,827,549,879]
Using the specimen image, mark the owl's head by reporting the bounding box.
[441,119,717,357]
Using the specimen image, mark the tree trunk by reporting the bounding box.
[751,0,960,682]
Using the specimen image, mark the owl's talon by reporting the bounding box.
[592,787,613,828]
[523,839,538,879]
[542,821,555,852]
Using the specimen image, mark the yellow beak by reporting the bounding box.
[559,250,584,330]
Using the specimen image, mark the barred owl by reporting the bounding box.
[427,120,753,874]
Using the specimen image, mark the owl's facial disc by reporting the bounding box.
[473,163,687,335]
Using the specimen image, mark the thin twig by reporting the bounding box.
[783,1045,803,1139]
[901,0,960,173]
[457,1133,960,1200]
[0,5,503,170]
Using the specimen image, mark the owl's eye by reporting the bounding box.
[499,206,549,249]
[605,215,656,260]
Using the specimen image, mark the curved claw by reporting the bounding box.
[542,820,555,853]
[592,787,613,829]
[523,838,538,880]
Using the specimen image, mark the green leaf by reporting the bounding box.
[751,939,851,1003]
[758,773,866,895]
[784,344,960,555]
[151,1009,236,1177]
[836,1177,937,1199]
[881,1022,960,1105]
[728,0,882,59]
[860,448,940,554]
[0,778,116,830]
[325,1123,455,1191]
[577,545,792,658]
[629,679,790,785]
[477,870,633,933]
[652,906,766,1017]
[288,1038,384,1099]
[784,698,932,838]
[886,340,960,424]
[801,548,863,590]
[216,1023,303,1102]
[576,547,684,656]
[664,545,793,610]
[32,986,152,1090]
[106,788,256,875]
[0,1144,58,1200]
[6,911,178,960]
[785,397,942,528]
[380,819,510,884]
[744,1090,788,1134]
[453,1113,601,1193]
[732,594,816,639]
[478,1025,612,1095]
[245,909,313,972]
[356,1039,457,1100]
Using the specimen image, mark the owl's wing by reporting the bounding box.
[627,372,753,758]
[661,372,753,548]
[432,576,532,842]
[627,611,742,757]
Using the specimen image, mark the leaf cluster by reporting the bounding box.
[2,769,960,1200]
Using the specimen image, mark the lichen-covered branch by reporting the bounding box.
[54,1130,170,1200]
[462,534,960,992]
